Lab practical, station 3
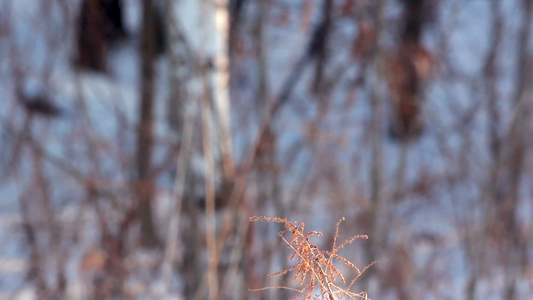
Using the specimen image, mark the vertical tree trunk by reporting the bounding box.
[213,0,235,180]
[498,1,532,297]
[76,0,107,72]
[469,2,503,299]
[360,1,387,293]
[136,0,159,247]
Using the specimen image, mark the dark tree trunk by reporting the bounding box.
[388,0,433,141]
[136,0,159,247]
[76,0,126,72]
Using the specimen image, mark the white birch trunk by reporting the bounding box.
[174,0,234,180]
[212,0,235,179]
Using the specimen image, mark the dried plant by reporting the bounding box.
[250,216,376,300]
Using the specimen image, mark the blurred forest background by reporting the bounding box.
[1,0,533,299]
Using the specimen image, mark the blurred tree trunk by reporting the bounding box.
[466,2,504,299]
[136,0,159,247]
[213,0,235,181]
[494,1,531,298]
[360,0,387,294]
[76,0,126,72]
[76,0,107,72]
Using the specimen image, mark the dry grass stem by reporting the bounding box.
[250,216,375,300]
